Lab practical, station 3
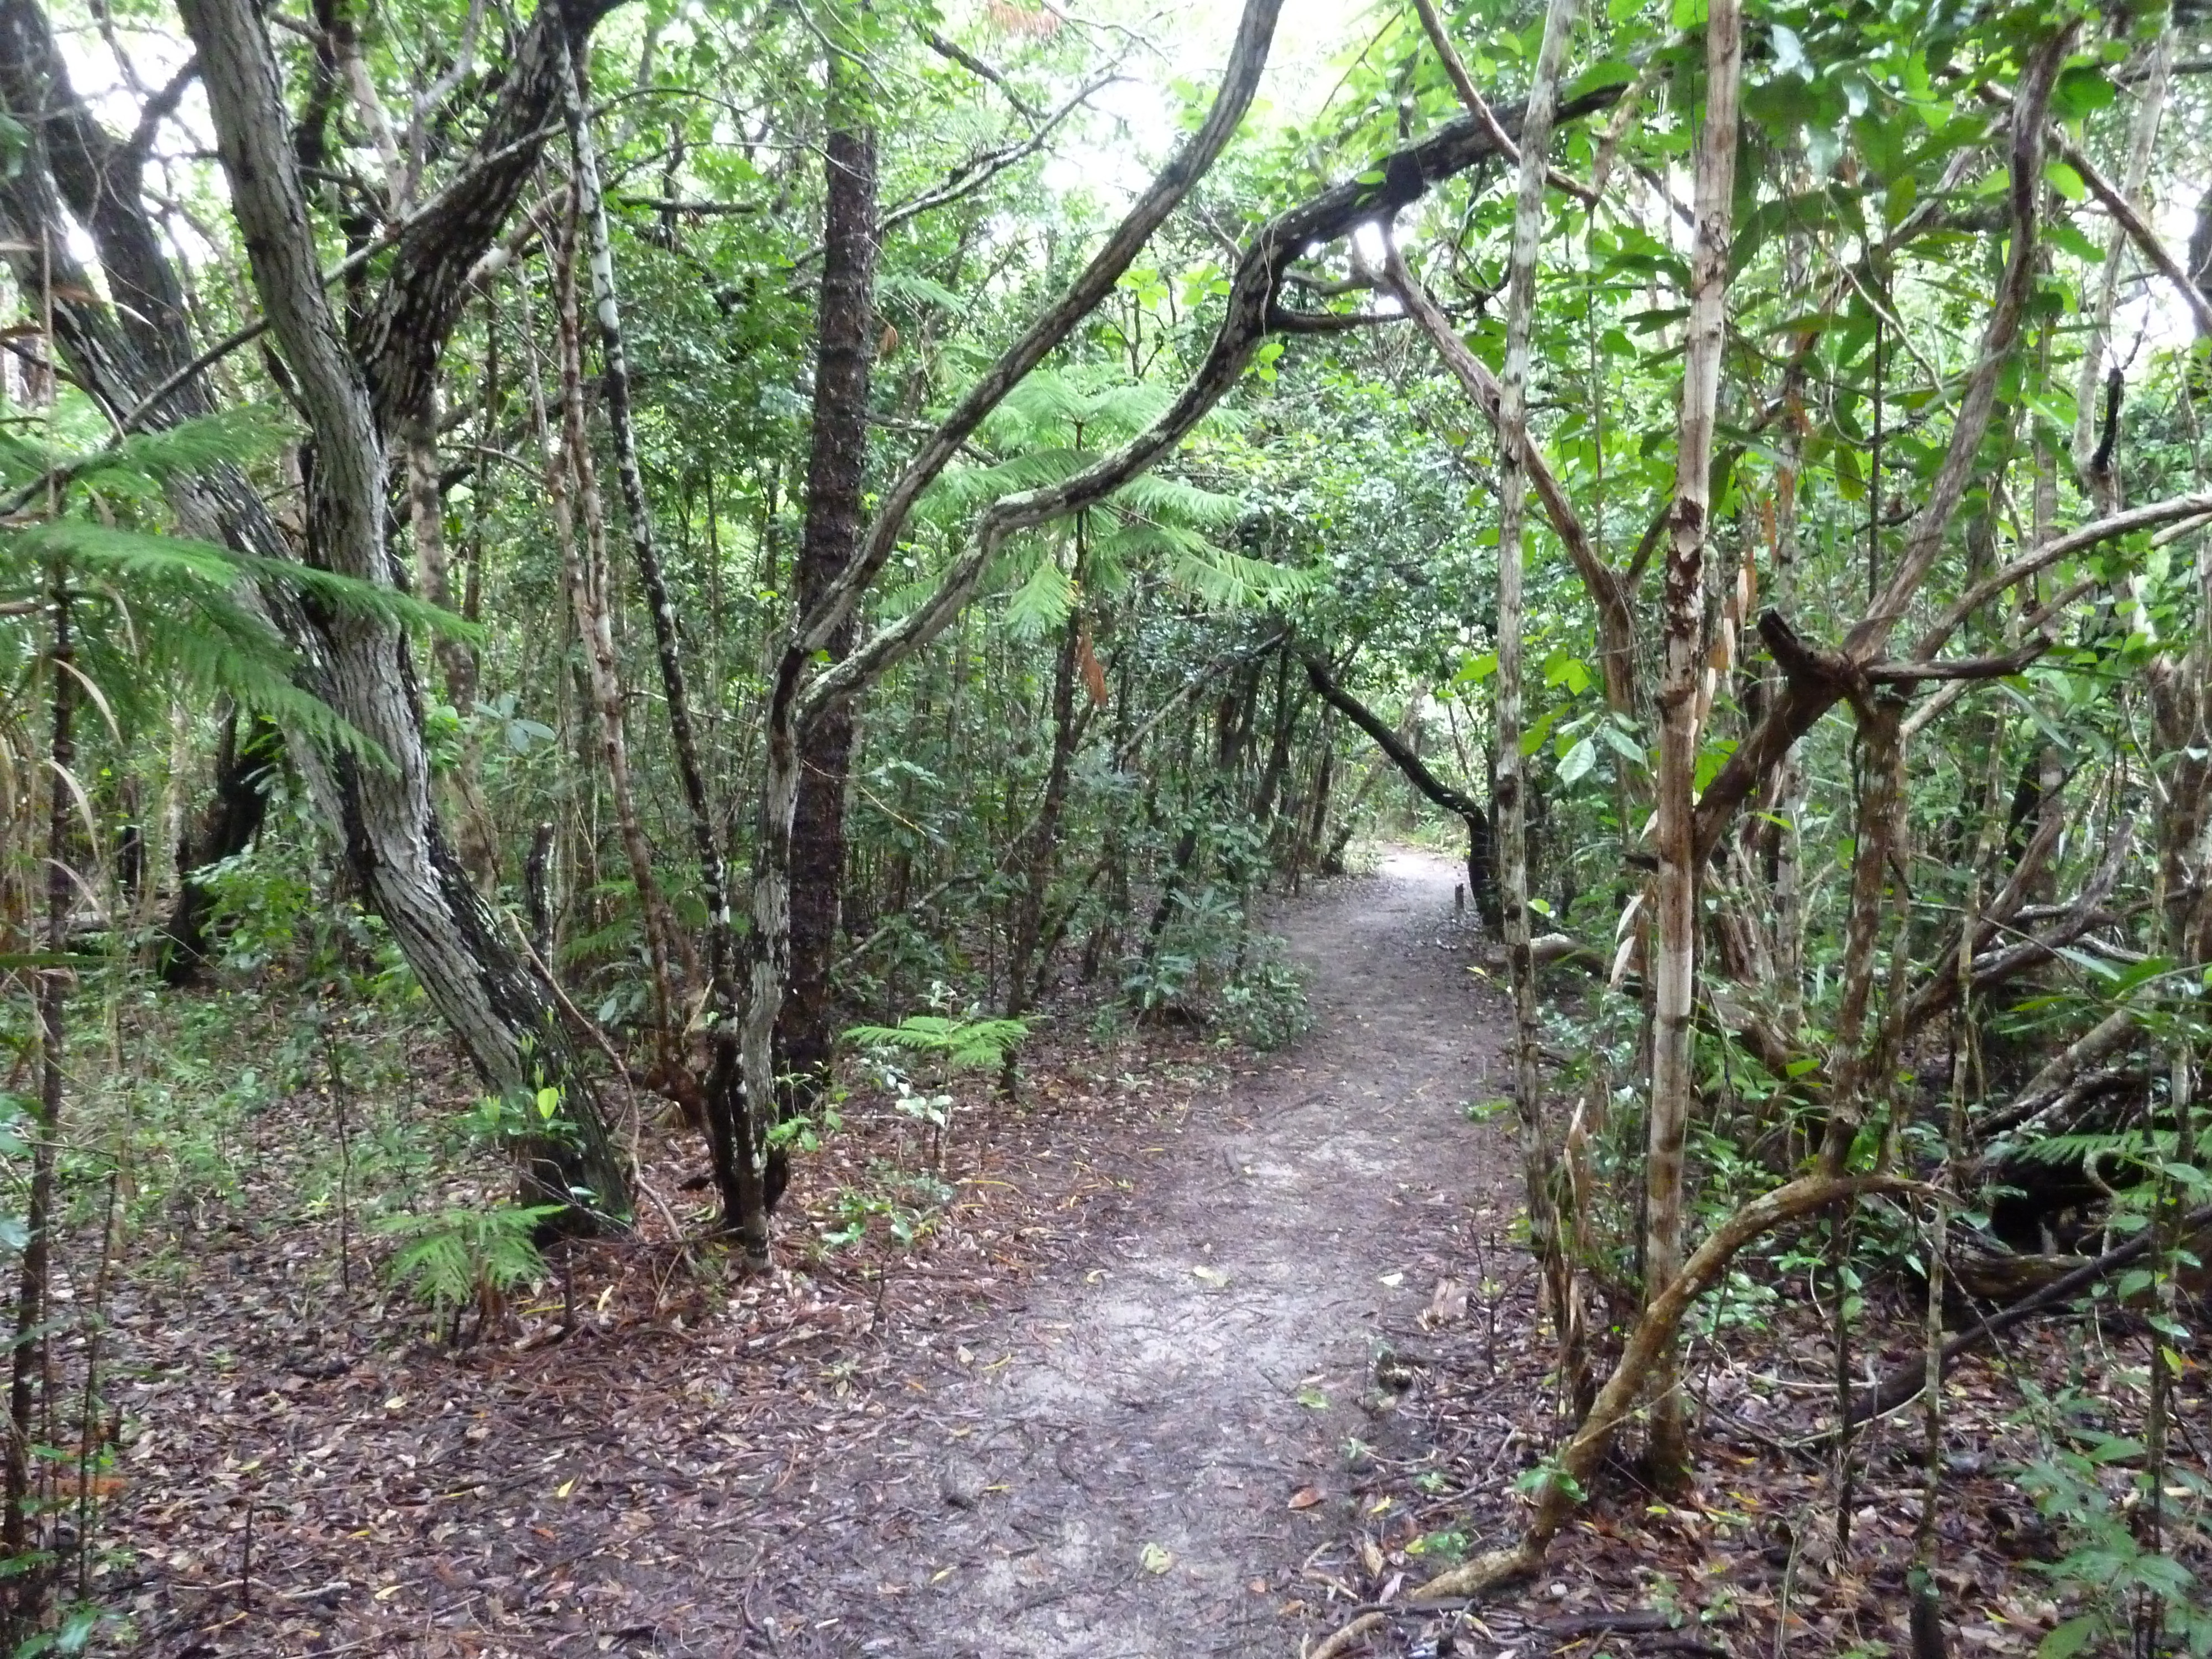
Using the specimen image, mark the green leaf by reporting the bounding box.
[2040,1616,2100,1659]
[1558,737,1597,786]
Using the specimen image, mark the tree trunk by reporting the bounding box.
[549,202,681,1037]
[156,710,280,980]
[1644,0,1742,1488]
[562,38,733,1082]
[175,0,630,1224]
[779,87,879,1147]
[405,390,499,894]
[1470,0,1583,1397]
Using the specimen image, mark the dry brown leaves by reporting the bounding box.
[85,1013,1223,1657]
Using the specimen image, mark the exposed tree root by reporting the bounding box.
[1380,1173,1928,1619]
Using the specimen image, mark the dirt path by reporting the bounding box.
[773,848,1516,1657]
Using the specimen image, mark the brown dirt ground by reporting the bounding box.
[105,847,1522,1657]
[755,846,1516,1658]
[90,848,2212,1658]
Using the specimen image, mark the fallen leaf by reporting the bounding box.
[1191,1266,1229,1288]
[1139,1542,1173,1574]
[1287,1486,1323,1510]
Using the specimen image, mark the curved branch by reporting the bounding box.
[1300,653,1485,826]
[803,78,1628,716]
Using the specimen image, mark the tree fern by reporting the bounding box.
[0,408,481,768]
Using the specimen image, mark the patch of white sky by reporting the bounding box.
[1010,0,1413,321]
[1036,0,1375,195]
[51,4,204,271]
[39,0,2201,369]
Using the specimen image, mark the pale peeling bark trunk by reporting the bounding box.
[1644,0,1741,1486]
[562,43,731,1017]
[177,0,629,1223]
[550,213,681,1037]
[1479,0,1584,1396]
[1687,29,2073,864]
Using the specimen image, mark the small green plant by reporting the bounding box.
[1404,1528,1469,1562]
[848,997,1029,1167]
[845,1009,1031,1076]
[814,1166,953,1251]
[2013,1386,2212,1657]
[1215,953,1312,1050]
[375,1203,560,1343]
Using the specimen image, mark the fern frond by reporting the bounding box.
[1108,472,1241,528]
[879,270,967,315]
[1167,545,1314,609]
[1003,554,1075,638]
[995,371,1093,431]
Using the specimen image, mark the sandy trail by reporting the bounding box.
[774,848,1515,1657]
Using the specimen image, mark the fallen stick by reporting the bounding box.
[1845,1200,2212,1428]
[1305,1611,1386,1659]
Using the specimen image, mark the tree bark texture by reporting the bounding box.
[780,93,879,1141]
[173,0,630,1222]
[562,41,731,1020]
[1645,0,1741,1485]
[1483,0,1584,1393]
[549,207,681,1037]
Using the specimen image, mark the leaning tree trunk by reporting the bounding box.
[1644,0,1742,1488]
[175,0,630,1224]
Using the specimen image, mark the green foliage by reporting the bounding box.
[845,1012,1031,1075]
[374,1204,561,1332]
[2014,1386,2212,1657]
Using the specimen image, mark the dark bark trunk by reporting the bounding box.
[158,711,280,982]
[774,101,878,1174]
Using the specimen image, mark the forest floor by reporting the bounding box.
[89,849,2211,1657]
[106,846,1533,1658]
